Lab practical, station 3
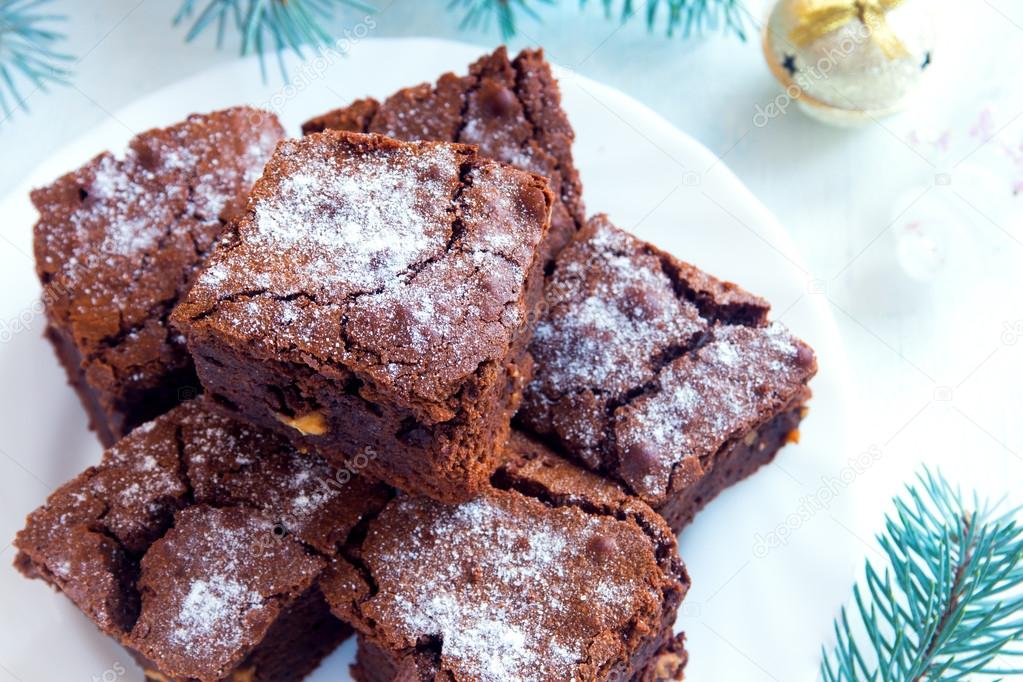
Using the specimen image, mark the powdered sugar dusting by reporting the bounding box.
[531,219,704,397]
[18,401,370,681]
[615,322,807,499]
[189,134,547,404]
[85,154,163,257]
[158,514,269,659]
[39,109,280,298]
[171,572,261,652]
[366,495,658,681]
[135,505,323,678]
[522,218,706,462]
[238,139,456,292]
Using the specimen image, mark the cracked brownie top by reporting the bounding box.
[518,215,817,505]
[302,46,583,263]
[322,431,687,682]
[173,131,552,422]
[14,400,390,681]
[32,107,284,402]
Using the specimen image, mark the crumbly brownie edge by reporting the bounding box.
[301,97,381,136]
[129,584,351,682]
[44,324,119,446]
[636,632,688,682]
[518,215,817,511]
[189,334,533,503]
[657,400,809,534]
[510,48,585,250]
[32,107,284,443]
[323,433,689,681]
[299,46,584,263]
[13,401,391,681]
[173,132,553,502]
[349,631,688,682]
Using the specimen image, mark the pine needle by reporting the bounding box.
[451,0,750,41]
[0,0,71,118]
[175,0,373,79]
[821,468,1023,681]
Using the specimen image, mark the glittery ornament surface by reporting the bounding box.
[764,0,935,123]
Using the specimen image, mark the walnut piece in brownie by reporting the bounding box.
[517,215,817,531]
[321,431,689,682]
[14,400,391,682]
[302,46,583,265]
[172,130,553,504]
[32,107,284,445]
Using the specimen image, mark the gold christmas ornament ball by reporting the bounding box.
[762,0,935,126]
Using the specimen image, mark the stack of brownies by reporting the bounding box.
[15,48,816,681]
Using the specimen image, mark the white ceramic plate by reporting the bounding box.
[0,37,855,681]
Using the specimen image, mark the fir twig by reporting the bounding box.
[450,0,749,41]
[449,0,552,39]
[591,0,748,40]
[821,468,1023,681]
[174,0,373,79]
[0,0,72,118]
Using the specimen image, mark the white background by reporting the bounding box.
[0,1,1020,680]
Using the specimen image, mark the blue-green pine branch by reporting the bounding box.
[821,468,1023,681]
[452,0,750,41]
[0,0,72,117]
[174,0,373,79]
[178,0,750,80]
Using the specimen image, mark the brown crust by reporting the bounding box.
[32,107,284,444]
[656,402,809,531]
[301,46,583,265]
[517,215,816,528]
[14,400,391,681]
[350,632,688,682]
[321,432,688,682]
[172,130,553,503]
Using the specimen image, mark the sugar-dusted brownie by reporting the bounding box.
[517,215,817,531]
[302,46,583,265]
[321,430,689,681]
[32,107,284,446]
[350,633,688,682]
[14,400,391,682]
[172,130,553,503]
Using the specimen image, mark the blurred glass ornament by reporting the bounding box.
[895,215,947,282]
[890,163,1010,283]
[763,0,935,126]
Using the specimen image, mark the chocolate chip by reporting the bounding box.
[623,284,663,320]
[796,344,815,369]
[625,441,660,476]
[480,83,518,118]
[587,534,617,562]
[619,441,664,495]
[134,144,162,172]
[422,163,448,184]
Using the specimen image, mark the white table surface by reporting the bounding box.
[0,0,1020,678]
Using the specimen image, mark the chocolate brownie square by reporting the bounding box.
[320,430,689,681]
[517,215,817,531]
[172,130,553,503]
[32,107,284,445]
[302,46,583,265]
[14,400,391,682]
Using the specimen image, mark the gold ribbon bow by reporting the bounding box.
[789,0,909,59]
